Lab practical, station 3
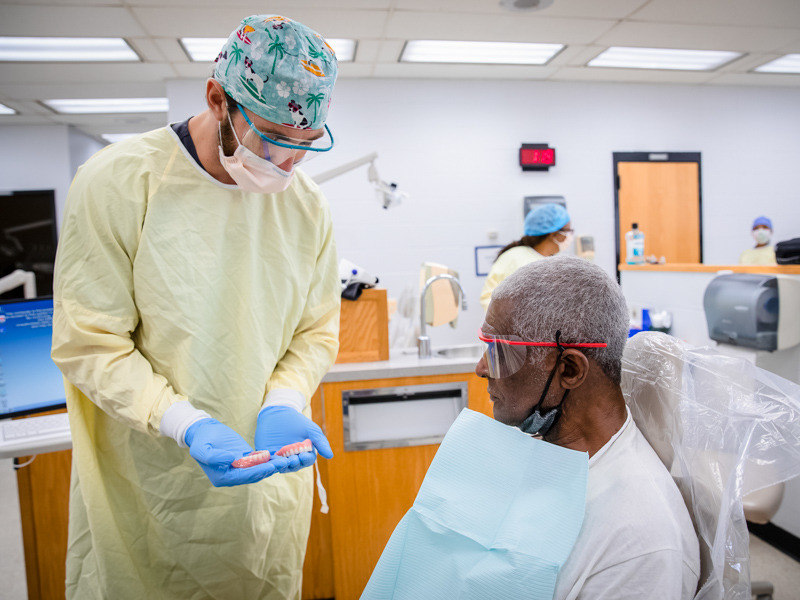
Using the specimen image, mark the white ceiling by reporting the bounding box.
[1,0,799,140]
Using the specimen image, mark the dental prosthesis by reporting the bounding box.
[231,439,314,468]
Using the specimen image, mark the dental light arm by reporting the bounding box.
[0,269,37,298]
[311,152,407,209]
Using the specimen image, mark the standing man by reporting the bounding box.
[52,15,340,599]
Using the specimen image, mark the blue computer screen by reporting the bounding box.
[0,298,65,418]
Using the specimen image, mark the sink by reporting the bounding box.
[434,345,483,359]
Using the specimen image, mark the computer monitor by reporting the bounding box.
[0,297,66,419]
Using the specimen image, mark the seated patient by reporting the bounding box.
[480,256,700,599]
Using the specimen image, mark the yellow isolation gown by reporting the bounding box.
[51,126,340,600]
[479,246,546,311]
[739,245,777,266]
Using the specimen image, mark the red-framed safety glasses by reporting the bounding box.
[478,328,607,379]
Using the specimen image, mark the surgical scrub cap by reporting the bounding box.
[524,203,571,237]
[214,15,338,130]
[752,216,773,230]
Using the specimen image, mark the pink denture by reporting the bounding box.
[232,450,271,469]
[276,439,313,458]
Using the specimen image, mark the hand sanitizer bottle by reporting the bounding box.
[625,223,645,265]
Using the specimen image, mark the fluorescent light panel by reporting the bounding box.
[588,46,741,71]
[0,103,16,115]
[101,133,139,143]
[401,40,563,65]
[755,54,800,74]
[181,37,356,62]
[43,98,168,114]
[0,37,138,62]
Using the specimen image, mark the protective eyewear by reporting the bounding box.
[478,328,607,379]
[237,104,334,167]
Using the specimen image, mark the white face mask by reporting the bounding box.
[555,231,574,253]
[218,113,294,194]
[753,229,771,245]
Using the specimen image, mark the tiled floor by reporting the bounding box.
[1,455,799,599]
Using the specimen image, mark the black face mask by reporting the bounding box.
[518,330,570,437]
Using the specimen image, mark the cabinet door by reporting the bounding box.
[322,373,489,600]
[16,449,71,600]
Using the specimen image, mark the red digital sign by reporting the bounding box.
[520,144,556,171]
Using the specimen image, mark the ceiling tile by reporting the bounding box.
[337,62,374,78]
[0,63,176,85]
[377,40,405,63]
[708,72,800,86]
[171,63,216,78]
[0,5,145,37]
[354,40,380,63]
[154,39,190,62]
[395,0,648,19]
[0,82,166,102]
[372,62,558,79]
[546,45,601,67]
[549,66,717,84]
[125,0,390,7]
[630,0,800,29]
[596,21,800,53]
[131,7,387,39]
[128,38,166,63]
[384,11,616,44]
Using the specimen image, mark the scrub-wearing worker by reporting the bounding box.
[740,216,777,265]
[51,15,340,600]
[480,203,572,311]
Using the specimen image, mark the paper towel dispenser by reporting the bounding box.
[704,274,800,351]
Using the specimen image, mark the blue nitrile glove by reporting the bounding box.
[185,418,290,487]
[254,406,333,473]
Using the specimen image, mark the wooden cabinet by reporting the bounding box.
[303,373,491,600]
[18,373,490,600]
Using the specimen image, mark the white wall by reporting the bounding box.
[168,78,800,349]
[0,125,105,231]
[0,125,72,230]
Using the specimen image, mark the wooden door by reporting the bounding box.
[616,161,701,265]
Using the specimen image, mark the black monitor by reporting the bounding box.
[0,297,66,419]
[0,190,58,300]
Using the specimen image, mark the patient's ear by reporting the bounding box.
[558,349,590,389]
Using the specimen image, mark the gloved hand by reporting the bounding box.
[185,418,290,487]
[255,406,333,473]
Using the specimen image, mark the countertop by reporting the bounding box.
[323,346,480,383]
[618,263,800,274]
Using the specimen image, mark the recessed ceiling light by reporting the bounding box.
[180,37,356,62]
[43,98,168,114]
[401,40,563,65]
[101,133,139,143]
[588,47,741,71]
[0,37,139,62]
[0,103,16,115]
[754,54,800,74]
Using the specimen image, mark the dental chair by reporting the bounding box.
[621,332,800,600]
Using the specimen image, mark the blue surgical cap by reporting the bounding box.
[752,216,773,230]
[524,203,570,237]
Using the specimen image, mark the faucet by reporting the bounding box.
[418,274,468,358]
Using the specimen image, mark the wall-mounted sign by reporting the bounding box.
[520,143,555,171]
[475,245,504,276]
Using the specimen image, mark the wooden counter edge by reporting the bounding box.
[618,263,800,275]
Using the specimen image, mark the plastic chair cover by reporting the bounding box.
[621,332,800,600]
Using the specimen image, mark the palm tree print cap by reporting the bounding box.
[213,15,338,130]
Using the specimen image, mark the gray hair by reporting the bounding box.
[492,256,629,384]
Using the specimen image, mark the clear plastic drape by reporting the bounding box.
[621,332,800,600]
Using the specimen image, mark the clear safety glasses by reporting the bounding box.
[237,104,334,168]
[477,328,607,379]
